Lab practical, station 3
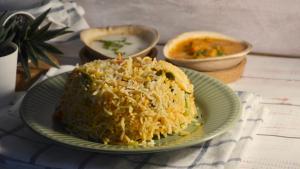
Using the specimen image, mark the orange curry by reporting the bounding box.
[169,38,246,59]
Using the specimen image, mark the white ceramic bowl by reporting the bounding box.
[163,31,252,71]
[80,25,159,59]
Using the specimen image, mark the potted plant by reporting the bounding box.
[3,9,71,90]
[0,12,18,106]
[0,9,70,106]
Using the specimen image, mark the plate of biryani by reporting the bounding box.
[20,56,241,153]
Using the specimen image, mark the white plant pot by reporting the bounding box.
[3,11,35,26]
[0,43,18,107]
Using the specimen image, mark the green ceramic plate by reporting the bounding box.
[20,69,241,153]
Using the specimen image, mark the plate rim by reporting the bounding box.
[20,69,241,154]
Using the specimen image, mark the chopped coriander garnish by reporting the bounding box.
[80,73,92,88]
[195,49,208,56]
[98,38,132,55]
[165,72,175,80]
[216,49,224,56]
[156,70,163,76]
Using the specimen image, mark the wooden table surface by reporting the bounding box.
[231,55,300,168]
[57,40,300,169]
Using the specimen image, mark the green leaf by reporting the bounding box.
[39,54,59,68]
[0,32,15,48]
[0,29,6,42]
[0,11,8,25]
[31,43,59,68]
[25,42,39,67]
[15,21,30,41]
[38,42,63,55]
[19,48,31,79]
[28,8,51,35]
[39,27,72,41]
[30,22,51,40]
[0,13,16,45]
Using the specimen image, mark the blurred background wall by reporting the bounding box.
[0,0,299,56]
[75,0,300,56]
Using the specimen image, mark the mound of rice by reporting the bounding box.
[55,57,198,145]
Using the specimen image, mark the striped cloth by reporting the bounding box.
[0,66,268,169]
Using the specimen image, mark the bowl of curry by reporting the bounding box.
[163,31,252,71]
